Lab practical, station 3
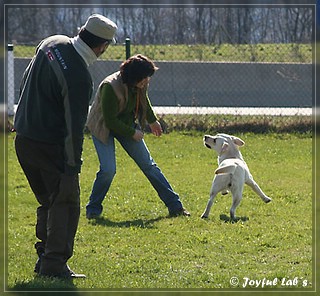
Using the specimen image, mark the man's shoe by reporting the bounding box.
[34,258,41,273]
[34,248,45,273]
[39,265,86,279]
[169,208,190,217]
[58,269,86,279]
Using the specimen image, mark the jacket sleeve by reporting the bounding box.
[19,43,40,96]
[63,78,92,175]
[145,92,158,124]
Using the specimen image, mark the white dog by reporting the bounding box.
[201,133,271,220]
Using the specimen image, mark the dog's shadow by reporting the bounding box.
[220,214,249,223]
[87,216,165,229]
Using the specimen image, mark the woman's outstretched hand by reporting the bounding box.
[149,121,163,137]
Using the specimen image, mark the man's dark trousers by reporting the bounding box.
[14,134,80,276]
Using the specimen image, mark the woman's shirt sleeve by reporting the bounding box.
[101,83,136,137]
[145,93,158,124]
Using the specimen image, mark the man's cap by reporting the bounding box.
[82,14,117,43]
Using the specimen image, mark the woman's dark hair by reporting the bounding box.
[78,28,111,48]
[120,54,158,87]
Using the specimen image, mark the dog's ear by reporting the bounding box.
[232,136,245,147]
[215,164,237,174]
[221,142,229,153]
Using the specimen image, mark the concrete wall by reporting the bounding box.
[13,58,312,107]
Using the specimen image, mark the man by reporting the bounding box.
[13,14,117,279]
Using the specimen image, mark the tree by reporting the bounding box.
[6,6,313,45]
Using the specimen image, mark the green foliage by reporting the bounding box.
[14,43,312,63]
[6,131,313,292]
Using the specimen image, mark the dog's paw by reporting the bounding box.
[201,214,208,219]
[264,197,272,203]
[221,190,229,195]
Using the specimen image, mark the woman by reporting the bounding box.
[86,54,190,219]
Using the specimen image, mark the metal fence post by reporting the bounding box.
[8,44,14,116]
[125,37,131,59]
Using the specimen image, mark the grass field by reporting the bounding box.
[13,43,312,63]
[5,130,314,294]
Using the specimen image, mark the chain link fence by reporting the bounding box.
[4,5,315,133]
[7,40,313,133]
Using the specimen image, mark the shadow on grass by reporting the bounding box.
[88,216,165,229]
[10,275,80,294]
[220,214,249,223]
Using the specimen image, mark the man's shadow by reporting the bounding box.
[11,276,79,294]
[11,216,165,292]
[87,215,165,229]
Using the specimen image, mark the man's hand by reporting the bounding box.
[149,121,163,137]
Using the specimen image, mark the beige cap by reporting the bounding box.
[82,14,117,42]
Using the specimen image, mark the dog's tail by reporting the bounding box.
[215,164,237,175]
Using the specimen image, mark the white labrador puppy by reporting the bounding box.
[201,133,271,220]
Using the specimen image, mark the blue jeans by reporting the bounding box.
[86,133,183,216]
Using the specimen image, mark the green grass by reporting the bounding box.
[157,114,313,134]
[13,43,312,63]
[6,131,313,293]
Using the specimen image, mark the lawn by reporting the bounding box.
[13,43,312,63]
[5,131,313,294]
